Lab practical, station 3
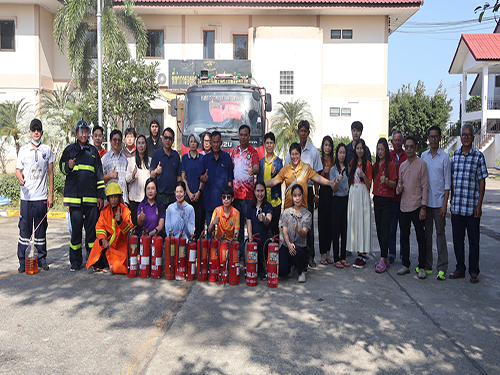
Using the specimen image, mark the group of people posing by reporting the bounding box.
[16,117,487,284]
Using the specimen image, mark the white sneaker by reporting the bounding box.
[418,268,427,279]
[397,266,410,275]
[298,273,306,283]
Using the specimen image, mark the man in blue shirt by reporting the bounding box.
[151,127,181,208]
[198,131,233,236]
[449,124,488,284]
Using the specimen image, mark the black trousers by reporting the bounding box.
[69,205,98,269]
[186,191,205,239]
[373,195,394,259]
[332,195,348,262]
[129,200,140,228]
[270,204,281,237]
[18,200,48,266]
[158,193,175,209]
[318,185,333,255]
[400,207,426,269]
[307,187,315,262]
[279,244,307,276]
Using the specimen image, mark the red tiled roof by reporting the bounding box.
[461,34,500,60]
[116,0,422,4]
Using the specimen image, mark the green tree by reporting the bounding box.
[270,99,315,158]
[79,58,159,132]
[54,0,148,92]
[389,80,452,153]
[40,83,82,143]
[0,100,30,156]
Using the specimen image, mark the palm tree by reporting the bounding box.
[54,0,148,92]
[270,99,315,158]
[0,100,30,156]
[40,83,82,143]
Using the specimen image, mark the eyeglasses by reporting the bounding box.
[428,135,440,140]
[222,195,232,200]
[163,136,174,141]
[111,138,122,143]
[31,128,42,133]
[461,133,473,138]
[404,144,415,150]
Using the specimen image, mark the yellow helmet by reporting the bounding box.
[106,182,122,197]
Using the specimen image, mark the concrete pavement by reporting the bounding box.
[1,172,500,374]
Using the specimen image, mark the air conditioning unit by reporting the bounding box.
[157,73,167,85]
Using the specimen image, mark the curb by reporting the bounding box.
[0,209,67,219]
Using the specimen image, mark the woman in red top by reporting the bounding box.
[372,138,398,273]
[347,138,373,269]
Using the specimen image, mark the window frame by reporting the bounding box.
[341,108,351,117]
[145,29,165,59]
[0,19,16,52]
[330,107,340,117]
[232,34,248,60]
[342,29,353,39]
[203,29,216,59]
[279,71,294,95]
[85,29,97,59]
[330,29,341,39]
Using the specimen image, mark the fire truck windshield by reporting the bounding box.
[182,91,263,137]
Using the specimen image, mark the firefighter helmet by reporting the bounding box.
[106,182,122,197]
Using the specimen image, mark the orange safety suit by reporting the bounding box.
[86,203,133,274]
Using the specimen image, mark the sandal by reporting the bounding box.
[327,258,334,264]
[375,259,387,273]
[341,260,351,268]
[320,259,328,265]
[334,261,344,269]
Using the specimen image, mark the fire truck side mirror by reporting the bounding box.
[170,99,177,117]
[265,93,272,112]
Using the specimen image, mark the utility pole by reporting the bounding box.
[97,0,103,129]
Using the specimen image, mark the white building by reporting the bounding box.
[0,0,422,163]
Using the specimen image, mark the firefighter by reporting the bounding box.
[60,119,105,271]
[86,182,133,274]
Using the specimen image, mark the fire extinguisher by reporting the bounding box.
[176,230,187,280]
[218,235,229,285]
[186,234,197,281]
[165,230,176,280]
[208,236,219,283]
[197,230,208,282]
[127,228,139,278]
[265,234,281,288]
[228,239,240,285]
[245,235,259,287]
[151,233,163,279]
[139,229,151,278]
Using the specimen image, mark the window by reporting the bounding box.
[203,30,215,59]
[146,30,163,58]
[331,29,353,40]
[342,29,353,39]
[341,108,351,116]
[233,35,247,60]
[495,75,500,88]
[280,71,294,95]
[85,30,97,59]
[330,107,340,116]
[1,20,15,51]
[331,29,341,39]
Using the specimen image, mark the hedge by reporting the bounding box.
[0,169,66,202]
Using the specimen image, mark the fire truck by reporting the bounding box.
[170,70,272,158]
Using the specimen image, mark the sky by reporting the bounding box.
[387,0,498,122]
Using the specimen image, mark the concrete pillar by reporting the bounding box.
[462,71,467,126]
[482,63,489,130]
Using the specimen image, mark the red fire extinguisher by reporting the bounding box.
[176,230,187,280]
[186,234,197,281]
[228,239,240,285]
[127,228,139,278]
[197,231,208,282]
[266,234,281,288]
[208,236,219,283]
[245,235,259,287]
[139,230,151,278]
[165,230,176,280]
[151,233,163,279]
[218,235,229,285]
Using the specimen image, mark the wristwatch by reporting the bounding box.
[421,205,427,210]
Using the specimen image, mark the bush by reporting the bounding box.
[0,174,20,201]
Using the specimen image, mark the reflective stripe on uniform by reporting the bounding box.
[61,162,69,175]
[18,236,30,245]
[87,242,94,248]
[121,225,132,234]
[70,242,82,250]
[109,220,117,246]
[64,197,82,204]
[73,164,95,173]
[96,229,107,236]
[82,197,97,203]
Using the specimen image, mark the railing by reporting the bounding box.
[472,119,498,149]
[488,96,500,110]
[440,122,460,148]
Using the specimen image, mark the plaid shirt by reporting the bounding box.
[451,147,488,216]
[101,150,129,204]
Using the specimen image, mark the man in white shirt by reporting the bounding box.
[421,125,451,280]
[284,120,322,267]
[102,129,129,204]
[16,119,55,272]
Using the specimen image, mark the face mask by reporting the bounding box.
[31,139,41,146]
